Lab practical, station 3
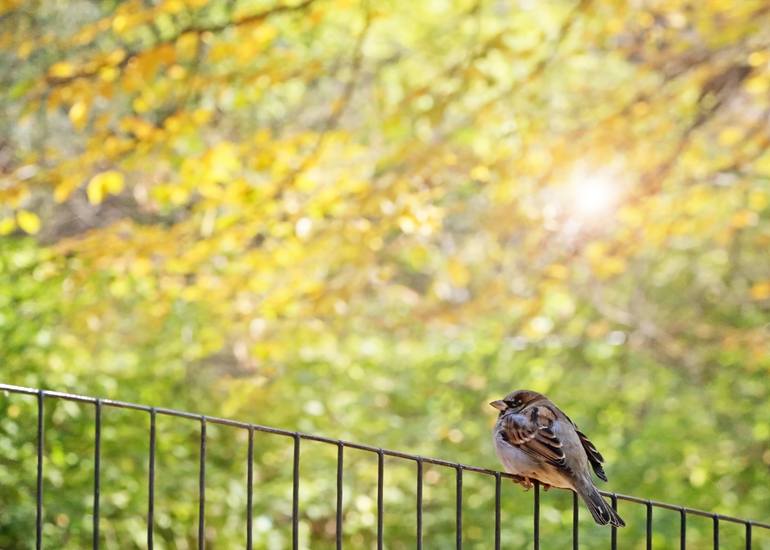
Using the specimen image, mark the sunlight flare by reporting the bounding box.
[569,170,620,221]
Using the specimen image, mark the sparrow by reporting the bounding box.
[490,389,625,527]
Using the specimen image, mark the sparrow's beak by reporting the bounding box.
[489,400,507,411]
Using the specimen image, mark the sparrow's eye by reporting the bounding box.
[505,399,521,409]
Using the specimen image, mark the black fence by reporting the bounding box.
[1,382,769,549]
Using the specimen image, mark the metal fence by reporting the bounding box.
[1,382,769,549]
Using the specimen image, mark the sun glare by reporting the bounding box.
[568,170,620,221]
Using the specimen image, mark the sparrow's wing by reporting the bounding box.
[575,429,608,482]
[500,406,566,469]
[560,410,609,482]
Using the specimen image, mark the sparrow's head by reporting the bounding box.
[489,390,546,414]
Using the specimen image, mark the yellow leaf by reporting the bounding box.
[106,48,126,66]
[132,96,151,114]
[750,282,770,301]
[169,186,190,205]
[17,40,33,60]
[295,173,317,192]
[160,0,185,13]
[16,210,41,234]
[48,61,75,79]
[718,127,742,147]
[203,142,241,183]
[0,217,15,235]
[748,190,768,212]
[447,258,470,287]
[54,175,81,202]
[112,14,129,33]
[99,66,119,82]
[470,165,491,182]
[730,210,757,229]
[168,64,186,80]
[120,116,155,139]
[748,50,770,67]
[131,257,153,277]
[176,32,199,59]
[192,109,213,125]
[744,74,770,95]
[88,170,125,204]
[68,101,89,130]
[87,183,104,205]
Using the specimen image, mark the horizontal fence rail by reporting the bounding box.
[1,382,769,549]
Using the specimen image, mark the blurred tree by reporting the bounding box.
[1,0,770,547]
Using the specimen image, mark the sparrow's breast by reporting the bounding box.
[493,429,573,489]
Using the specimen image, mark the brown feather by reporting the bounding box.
[501,406,567,469]
[576,429,607,482]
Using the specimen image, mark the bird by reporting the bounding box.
[490,389,625,527]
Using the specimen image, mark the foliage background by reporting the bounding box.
[1,0,770,547]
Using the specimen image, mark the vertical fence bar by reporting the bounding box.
[745,522,752,550]
[336,442,344,550]
[36,391,44,550]
[680,508,686,550]
[147,408,156,550]
[713,515,719,550]
[494,473,501,550]
[455,467,462,550]
[610,494,618,550]
[198,418,207,550]
[572,491,579,550]
[377,450,384,550]
[646,501,653,550]
[416,458,423,550]
[533,482,540,550]
[93,399,101,550]
[246,427,254,550]
[292,434,300,550]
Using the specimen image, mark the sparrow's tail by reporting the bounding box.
[576,483,625,527]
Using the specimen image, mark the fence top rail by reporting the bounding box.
[2,381,769,531]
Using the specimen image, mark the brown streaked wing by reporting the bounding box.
[501,413,539,445]
[501,407,567,469]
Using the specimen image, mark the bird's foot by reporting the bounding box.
[542,483,551,492]
[518,477,534,491]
